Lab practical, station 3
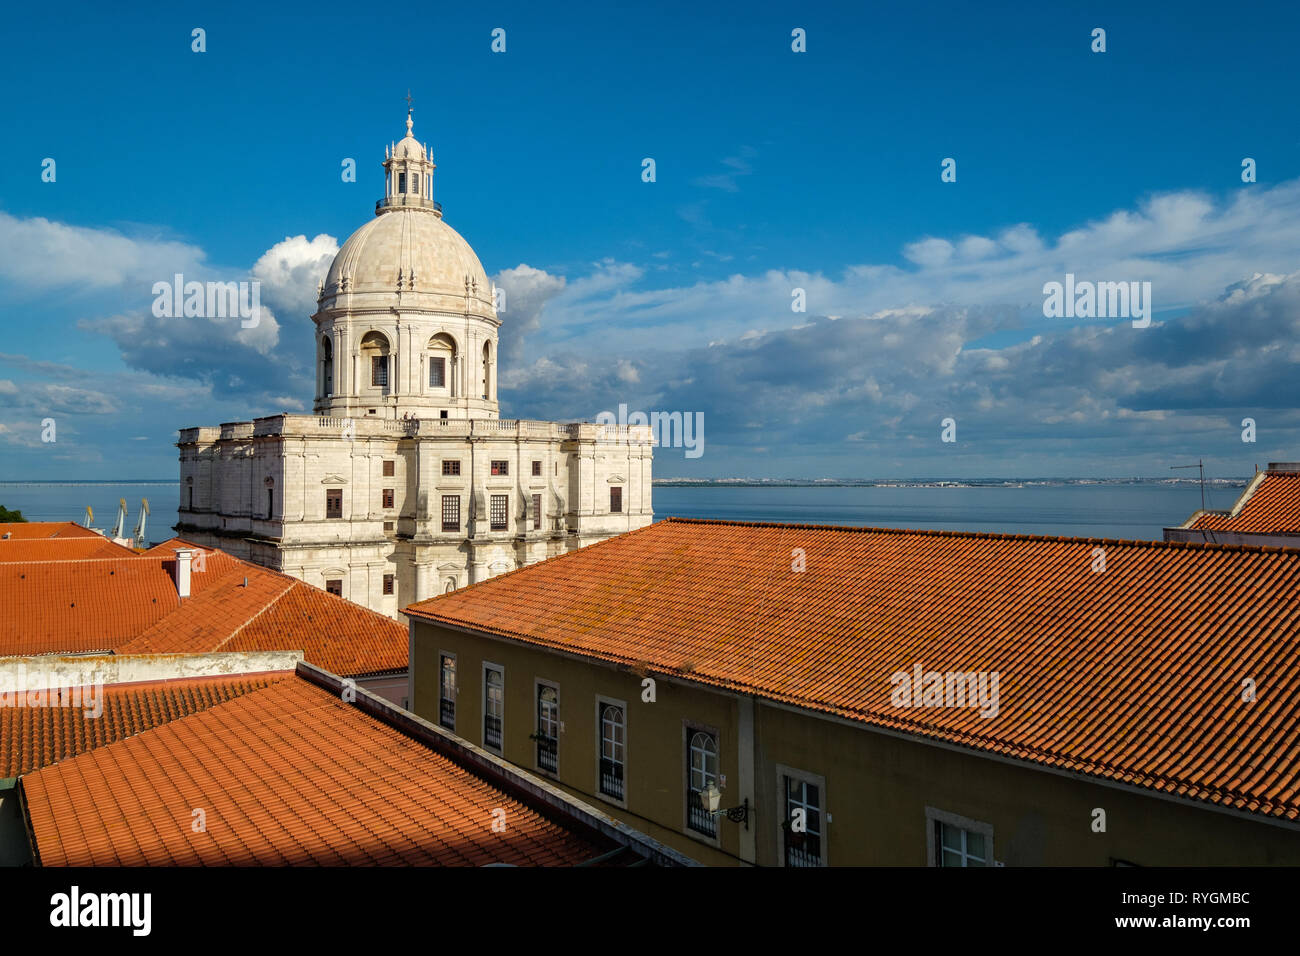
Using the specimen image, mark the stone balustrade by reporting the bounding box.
[180,415,655,444]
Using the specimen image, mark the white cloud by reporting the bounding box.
[252,234,339,319]
[0,211,206,289]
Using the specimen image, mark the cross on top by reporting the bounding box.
[405,90,413,111]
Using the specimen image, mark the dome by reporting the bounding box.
[323,209,490,301]
[311,106,500,423]
[392,134,426,161]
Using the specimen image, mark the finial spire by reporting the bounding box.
[405,89,414,136]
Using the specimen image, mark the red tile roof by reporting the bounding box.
[119,568,409,678]
[407,517,1300,821]
[1188,472,1300,534]
[0,558,186,655]
[0,547,407,677]
[0,522,100,540]
[138,536,208,557]
[0,537,137,561]
[21,674,627,866]
[1,672,286,778]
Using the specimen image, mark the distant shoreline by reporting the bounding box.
[0,477,1252,489]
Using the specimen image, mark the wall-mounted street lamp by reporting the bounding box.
[700,783,750,830]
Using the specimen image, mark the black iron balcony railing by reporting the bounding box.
[785,832,822,867]
[439,698,455,729]
[484,714,502,751]
[599,759,624,800]
[536,736,557,773]
[687,788,717,837]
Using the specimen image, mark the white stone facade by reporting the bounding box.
[175,111,654,619]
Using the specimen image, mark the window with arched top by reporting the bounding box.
[427,332,457,393]
[687,729,719,837]
[360,331,391,389]
[321,336,333,397]
[481,341,492,400]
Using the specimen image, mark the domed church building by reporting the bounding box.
[176,111,654,620]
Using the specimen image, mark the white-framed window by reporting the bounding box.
[429,356,446,388]
[534,681,559,774]
[777,765,827,867]
[686,726,719,838]
[483,662,504,753]
[597,697,626,803]
[926,807,994,867]
[438,653,456,730]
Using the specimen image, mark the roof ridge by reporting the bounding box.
[216,569,299,649]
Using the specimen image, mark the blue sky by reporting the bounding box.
[2,0,1299,478]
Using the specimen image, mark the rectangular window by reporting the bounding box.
[439,654,456,730]
[442,459,460,476]
[382,573,394,595]
[441,495,460,533]
[610,486,622,513]
[926,808,993,868]
[535,683,559,774]
[936,821,988,867]
[531,460,541,477]
[483,664,504,752]
[398,172,406,192]
[326,489,342,519]
[491,459,508,476]
[429,357,446,387]
[371,355,388,387]
[382,460,395,477]
[490,494,508,531]
[782,775,824,867]
[267,488,273,519]
[532,494,542,530]
[325,579,342,597]
[188,487,193,510]
[686,727,718,838]
[383,521,394,532]
[599,701,625,801]
[382,488,394,509]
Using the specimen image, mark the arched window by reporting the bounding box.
[481,341,492,400]
[687,730,719,836]
[321,337,333,397]
[360,331,391,389]
[427,332,457,393]
[599,704,625,800]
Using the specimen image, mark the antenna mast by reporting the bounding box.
[1171,459,1206,511]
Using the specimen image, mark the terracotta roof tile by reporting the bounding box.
[0,546,407,677]
[406,517,1300,821]
[118,568,408,678]
[1189,472,1300,534]
[0,673,286,778]
[0,537,137,561]
[0,522,101,540]
[0,559,182,655]
[22,676,615,866]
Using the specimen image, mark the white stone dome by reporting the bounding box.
[392,134,426,161]
[323,209,490,300]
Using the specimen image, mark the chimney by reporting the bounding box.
[172,548,193,599]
